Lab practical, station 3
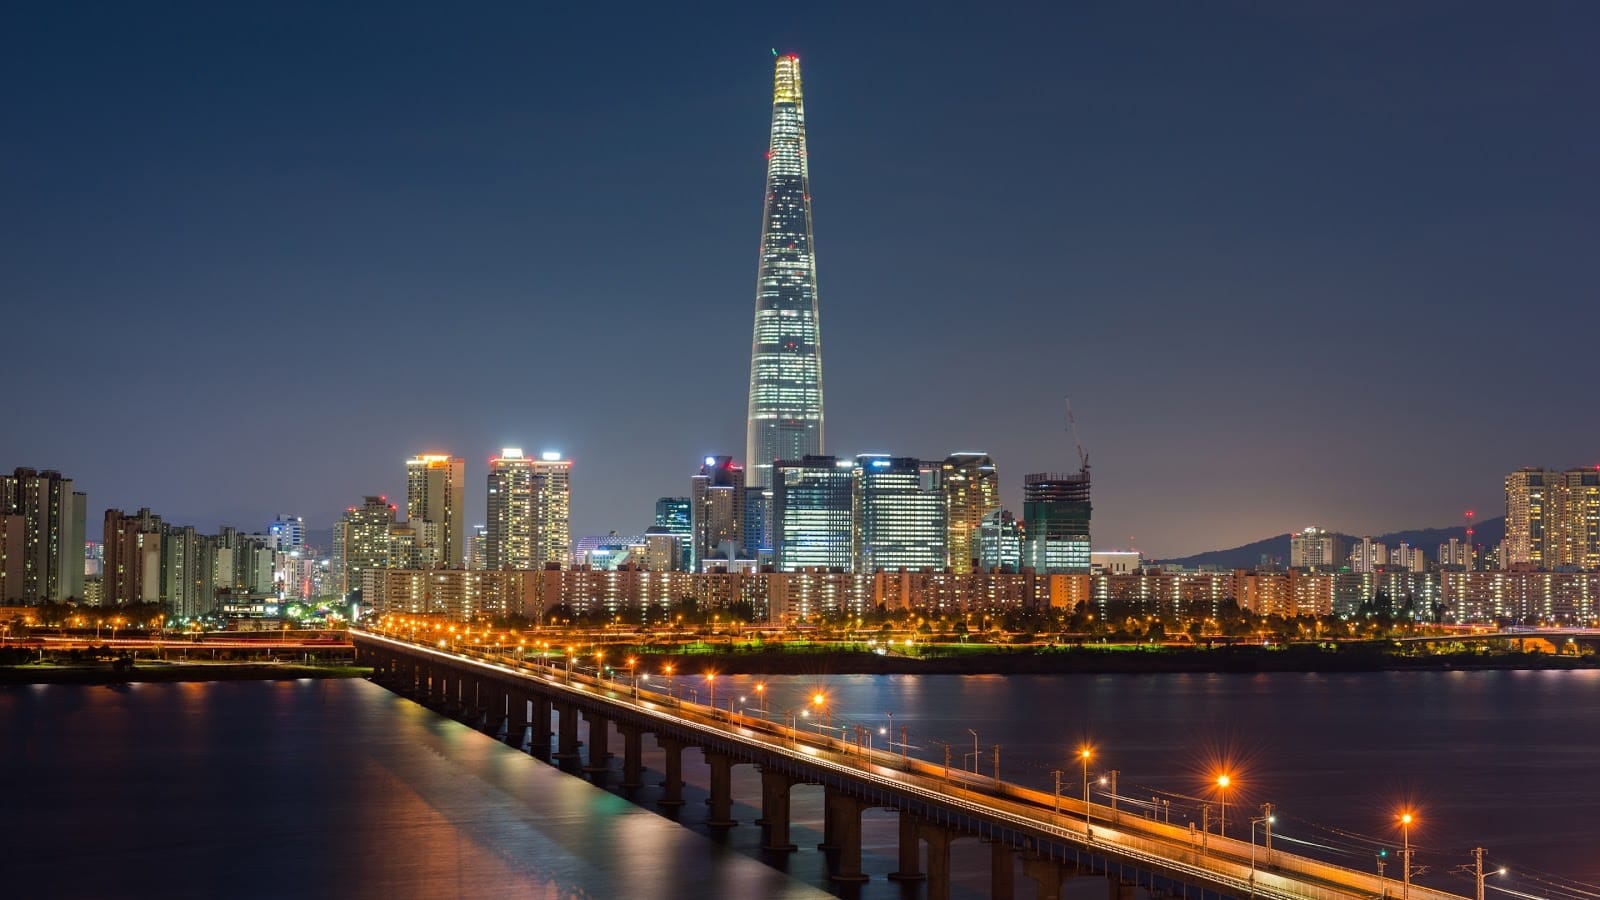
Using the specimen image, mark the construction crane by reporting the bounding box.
[1065,397,1089,474]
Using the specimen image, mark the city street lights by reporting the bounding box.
[1250,805,1276,876]
[968,729,980,774]
[664,663,675,698]
[1080,747,1093,834]
[754,681,767,718]
[1466,848,1507,900]
[1216,774,1232,837]
[705,673,716,713]
[1399,812,1415,900]
[627,657,638,698]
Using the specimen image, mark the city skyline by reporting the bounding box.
[5,5,1596,557]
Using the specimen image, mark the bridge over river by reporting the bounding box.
[352,629,1472,900]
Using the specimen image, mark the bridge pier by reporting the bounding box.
[656,736,685,806]
[888,809,924,881]
[1022,853,1073,900]
[531,695,552,752]
[705,752,739,827]
[825,789,870,883]
[917,820,954,899]
[758,768,796,850]
[992,840,1016,900]
[618,725,645,788]
[508,693,532,750]
[1107,875,1138,900]
[554,702,580,760]
[583,713,611,773]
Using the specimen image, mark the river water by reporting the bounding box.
[3,670,1593,899]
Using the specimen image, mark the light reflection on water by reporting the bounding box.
[0,679,830,900]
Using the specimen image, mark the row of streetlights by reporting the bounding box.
[396,627,1513,899]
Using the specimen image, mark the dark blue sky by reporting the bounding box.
[5,2,1596,556]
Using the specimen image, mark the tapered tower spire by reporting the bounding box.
[745,53,824,488]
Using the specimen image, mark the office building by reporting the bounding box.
[774,456,854,572]
[268,515,305,552]
[691,456,745,570]
[940,453,1000,574]
[854,455,947,572]
[654,497,691,535]
[976,509,1023,571]
[1022,469,1092,574]
[745,54,825,488]
[334,496,398,596]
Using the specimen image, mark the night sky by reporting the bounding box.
[5,3,1595,556]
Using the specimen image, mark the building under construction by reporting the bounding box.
[1022,469,1092,573]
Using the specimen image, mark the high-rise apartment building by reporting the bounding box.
[854,455,947,572]
[774,456,854,572]
[1289,527,1344,569]
[0,468,87,602]
[1438,537,1474,570]
[746,54,825,489]
[406,454,466,568]
[1553,468,1600,570]
[1504,468,1556,568]
[334,496,398,596]
[531,453,572,567]
[691,457,745,570]
[103,507,165,604]
[1022,469,1092,574]
[486,450,536,570]
[940,453,999,574]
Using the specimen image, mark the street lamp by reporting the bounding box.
[705,673,716,713]
[1080,747,1093,835]
[754,681,767,718]
[1216,774,1232,838]
[627,657,638,698]
[968,729,980,774]
[1250,805,1276,877]
[1399,812,1415,900]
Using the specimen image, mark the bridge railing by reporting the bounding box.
[359,629,1470,900]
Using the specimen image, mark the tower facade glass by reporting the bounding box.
[746,54,824,488]
[1023,470,1092,574]
[854,456,947,572]
[774,456,853,572]
[940,453,1000,574]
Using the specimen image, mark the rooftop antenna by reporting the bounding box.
[1065,397,1089,473]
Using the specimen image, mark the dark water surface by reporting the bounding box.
[4,670,1593,899]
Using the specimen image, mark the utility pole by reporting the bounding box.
[900,724,908,763]
[1262,803,1274,866]
[943,744,951,781]
[1108,769,1119,822]
[1473,847,1485,900]
[1053,770,1063,813]
[993,744,1001,782]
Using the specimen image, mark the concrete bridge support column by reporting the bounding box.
[705,752,739,827]
[619,725,645,788]
[991,841,1016,900]
[532,695,552,750]
[656,736,685,807]
[1022,855,1073,900]
[888,810,925,881]
[508,693,531,750]
[825,790,870,883]
[917,821,955,900]
[583,713,611,773]
[759,768,797,851]
[554,702,580,760]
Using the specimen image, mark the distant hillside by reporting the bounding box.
[1157,517,1504,570]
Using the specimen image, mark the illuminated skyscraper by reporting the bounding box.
[691,456,745,570]
[746,53,825,488]
[486,450,536,570]
[405,454,466,568]
[531,452,573,567]
[774,456,853,572]
[940,453,1000,574]
[854,455,947,572]
[1504,468,1555,568]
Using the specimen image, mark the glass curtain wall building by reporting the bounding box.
[1023,470,1092,574]
[854,455,948,572]
[746,53,825,489]
[774,456,853,571]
